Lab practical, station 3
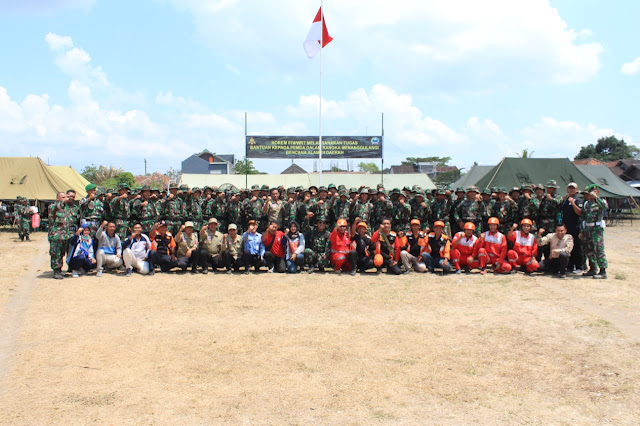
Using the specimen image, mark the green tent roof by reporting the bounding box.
[577,165,640,198]
[451,165,494,189]
[475,157,638,199]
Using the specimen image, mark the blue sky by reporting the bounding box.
[1,0,639,176]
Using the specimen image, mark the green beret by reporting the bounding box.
[85,183,97,191]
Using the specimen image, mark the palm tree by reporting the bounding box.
[517,149,535,158]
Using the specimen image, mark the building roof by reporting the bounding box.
[577,165,640,198]
[572,158,606,166]
[0,157,89,200]
[451,165,495,189]
[180,172,437,191]
[390,165,418,174]
[281,164,308,174]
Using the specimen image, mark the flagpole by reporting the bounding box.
[318,0,323,187]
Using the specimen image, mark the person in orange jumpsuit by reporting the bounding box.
[507,218,540,273]
[478,217,512,274]
[451,222,482,273]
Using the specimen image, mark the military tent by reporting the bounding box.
[577,165,640,198]
[451,165,494,189]
[0,157,88,201]
[179,172,437,191]
[475,158,640,199]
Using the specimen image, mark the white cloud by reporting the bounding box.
[467,117,503,137]
[621,57,640,76]
[45,33,73,51]
[161,0,603,88]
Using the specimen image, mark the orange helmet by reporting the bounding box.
[410,219,421,227]
[520,218,533,226]
[463,222,476,231]
[356,221,367,230]
[488,217,500,225]
[336,219,348,227]
[433,221,445,228]
[373,253,384,268]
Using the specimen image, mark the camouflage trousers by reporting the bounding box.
[49,234,69,270]
[583,226,608,269]
[304,248,331,269]
[140,220,156,236]
[115,219,130,242]
[18,219,30,238]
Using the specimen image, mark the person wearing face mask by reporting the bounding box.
[536,223,574,278]
[68,224,97,277]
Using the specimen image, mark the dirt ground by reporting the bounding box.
[0,223,639,424]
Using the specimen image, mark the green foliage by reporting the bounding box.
[234,158,262,174]
[101,177,118,190]
[358,162,381,173]
[81,164,123,184]
[516,149,535,158]
[575,135,640,161]
[434,169,461,186]
[117,172,136,188]
[401,156,451,166]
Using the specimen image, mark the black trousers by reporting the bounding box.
[566,228,583,271]
[222,251,243,271]
[242,253,264,271]
[356,255,374,272]
[149,250,177,272]
[198,250,224,270]
[264,252,286,273]
[540,252,570,275]
[177,253,199,270]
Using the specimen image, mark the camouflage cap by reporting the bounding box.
[520,185,533,192]
[377,188,386,195]
[118,183,129,190]
[315,216,327,223]
[404,186,412,192]
[436,189,447,196]
[338,184,346,191]
[510,186,521,193]
[169,183,179,189]
[260,184,269,191]
[338,190,348,197]
[546,179,559,189]
[497,187,507,194]
[295,185,304,192]
[141,185,151,191]
[359,187,369,194]
[481,188,491,195]
[179,185,188,191]
[349,187,358,194]
[490,187,498,193]
[391,187,400,195]
[287,187,296,194]
[368,188,377,195]
[193,187,201,192]
[318,186,328,193]
[455,187,465,193]
[466,186,479,193]
[327,183,337,190]
[534,183,544,190]
[250,184,260,190]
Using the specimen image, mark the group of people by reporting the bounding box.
[37,178,608,279]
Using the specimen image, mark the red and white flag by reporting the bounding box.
[303,7,333,58]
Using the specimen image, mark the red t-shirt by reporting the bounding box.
[263,231,285,258]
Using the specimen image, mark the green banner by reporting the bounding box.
[246,136,382,159]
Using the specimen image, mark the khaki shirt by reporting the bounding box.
[537,233,574,258]
[265,200,283,227]
[201,229,224,256]
[176,232,198,258]
[225,234,243,259]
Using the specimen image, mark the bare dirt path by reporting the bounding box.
[0,235,48,393]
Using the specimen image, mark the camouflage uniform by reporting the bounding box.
[48,201,73,271]
[132,198,158,235]
[537,195,562,236]
[205,195,226,226]
[517,196,539,227]
[242,196,264,231]
[491,197,518,235]
[186,193,204,230]
[349,194,372,225]
[16,199,31,240]
[393,200,411,233]
[224,198,243,234]
[582,195,607,269]
[303,224,332,270]
[310,199,331,227]
[79,195,104,236]
[455,198,484,236]
[110,195,131,241]
[371,198,394,230]
[410,194,431,230]
[430,196,451,236]
[282,197,302,227]
[162,194,183,236]
[331,197,351,225]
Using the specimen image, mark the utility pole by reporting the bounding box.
[144,158,147,176]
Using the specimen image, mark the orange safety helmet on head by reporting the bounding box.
[463,222,476,231]
[433,221,445,228]
[356,221,368,230]
[410,219,421,227]
[336,219,348,227]
[373,254,384,268]
[488,217,500,225]
[520,218,533,226]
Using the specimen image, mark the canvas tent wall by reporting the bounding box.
[576,165,640,198]
[451,165,494,189]
[475,157,637,199]
[49,166,91,196]
[180,172,437,191]
[0,157,88,201]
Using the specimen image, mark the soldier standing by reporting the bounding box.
[132,185,158,235]
[15,197,32,241]
[431,189,451,236]
[349,188,372,226]
[186,187,204,230]
[450,187,466,235]
[48,192,72,279]
[410,191,431,231]
[243,185,264,231]
[455,187,484,235]
[224,190,243,234]
[582,185,607,279]
[79,184,104,236]
[304,217,332,273]
[393,192,411,233]
[110,184,131,241]
[537,180,562,260]
[491,188,518,235]
[162,183,182,236]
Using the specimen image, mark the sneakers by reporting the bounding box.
[148,269,155,276]
[96,269,103,277]
[244,269,250,275]
[72,271,79,278]
[594,269,607,279]
[267,267,274,273]
[53,269,64,280]
[202,268,208,275]
[125,268,133,277]
[226,269,232,274]
[350,269,357,276]
[572,269,583,275]
[455,269,462,274]
[557,273,567,279]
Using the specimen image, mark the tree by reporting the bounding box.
[117,172,136,188]
[233,158,262,174]
[357,162,381,173]
[81,164,123,184]
[401,156,451,166]
[575,136,640,161]
[166,167,182,182]
[516,149,534,158]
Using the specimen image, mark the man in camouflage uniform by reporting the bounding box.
[304,217,331,273]
[410,191,431,231]
[371,189,393,230]
[79,184,104,236]
[517,185,539,227]
[450,187,466,235]
[15,197,31,241]
[480,188,494,233]
[349,188,372,226]
[431,189,451,236]
[186,187,204,230]
[455,187,484,236]
[224,190,243,234]
[582,185,608,279]
[491,188,518,235]
[110,184,131,241]
[309,186,331,227]
[162,183,183,236]
[537,180,562,237]
[243,184,265,232]
[48,192,73,279]
[205,189,226,228]
[393,191,411,233]
[332,190,351,227]
[282,187,301,227]
[132,185,158,235]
